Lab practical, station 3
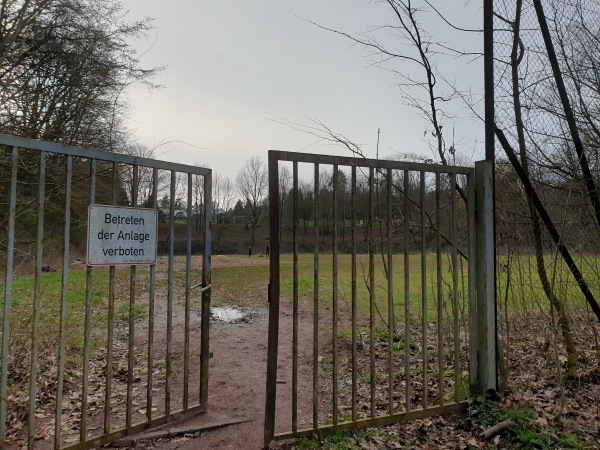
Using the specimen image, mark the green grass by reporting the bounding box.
[0,267,134,370]
[295,430,358,449]
[279,252,468,321]
[496,253,600,310]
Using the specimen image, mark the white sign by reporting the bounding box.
[87,205,158,266]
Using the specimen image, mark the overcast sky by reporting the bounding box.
[122,1,484,179]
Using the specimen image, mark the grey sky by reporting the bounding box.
[123,1,484,179]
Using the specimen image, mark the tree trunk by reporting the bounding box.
[510,0,577,377]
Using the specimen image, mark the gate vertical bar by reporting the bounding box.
[81,159,97,441]
[292,161,299,432]
[200,169,212,408]
[351,166,357,422]
[166,170,175,415]
[1,147,18,444]
[184,173,192,409]
[475,161,496,394]
[126,165,138,428]
[147,167,158,418]
[368,167,376,418]
[28,151,46,448]
[420,171,428,409]
[332,164,339,425]
[387,168,394,414]
[55,155,73,450]
[264,152,280,447]
[436,173,443,406]
[312,163,320,429]
[105,161,117,433]
[403,170,411,413]
[451,174,460,402]
[467,170,478,394]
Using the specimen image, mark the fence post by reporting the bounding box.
[474,160,497,395]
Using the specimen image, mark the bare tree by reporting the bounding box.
[212,172,235,241]
[0,0,160,149]
[236,156,268,243]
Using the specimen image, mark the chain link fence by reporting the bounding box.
[492,0,600,431]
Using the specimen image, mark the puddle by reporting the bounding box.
[210,306,252,324]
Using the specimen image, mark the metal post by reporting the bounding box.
[467,170,478,395]
[146,166,158,419]
[387,168,394,414]
[1,147,18,445]
[165,170,175,415]
[105,161,118,434]
[28,151,46,449]
[201,169,212,408]
[55,154,73,450]
[368,167,376,418]
[81,159,97,441]
[312,163,320,429]
[264,152,281,447]
[292,161,299,432]
[183,173,192,409]
[350,166,357,422]
[420,171,428,408]
[403,170,411,413]
[126,165,137,428]
[332,164,339,425]
[475,161,497,394]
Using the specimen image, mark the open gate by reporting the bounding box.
[264,151,496,446]
[0,134,212,449]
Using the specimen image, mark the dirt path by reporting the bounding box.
[121,307,308,450]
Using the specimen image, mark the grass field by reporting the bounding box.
[2,250,599,448]
[277,252,469,321]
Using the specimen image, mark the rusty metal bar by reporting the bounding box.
[332,164,339,425]
[312,163,320,429]
[292,161,299,432]
[200,169,212,408]
[436,173,444,406]
[270,150,471,174]
[451,173,460,402]
[166,170,175,415]
[105,161,118,433]
[184,173,193,409]
[351,166,357,422]
[264,152,281,447]
[368,166,376,419]
[0,133,209,175]
[387,168,394,414]
[474,161,496,394]
[274,402,468,442]
[126,165,139,428]
[147,166,158,420]
[468,170,477,394]
[61,404,207,450]
[403,170,411,413]
[0,147,17,445]
[420,171,428,409]
[81,159,97,441]
[55,154,73,450]
[28,151,46,448]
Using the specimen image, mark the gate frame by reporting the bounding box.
[0,133,212,450]
[264,151,496,447]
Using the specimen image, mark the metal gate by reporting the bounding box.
[0,134,212,449]
[264,151,495,446]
